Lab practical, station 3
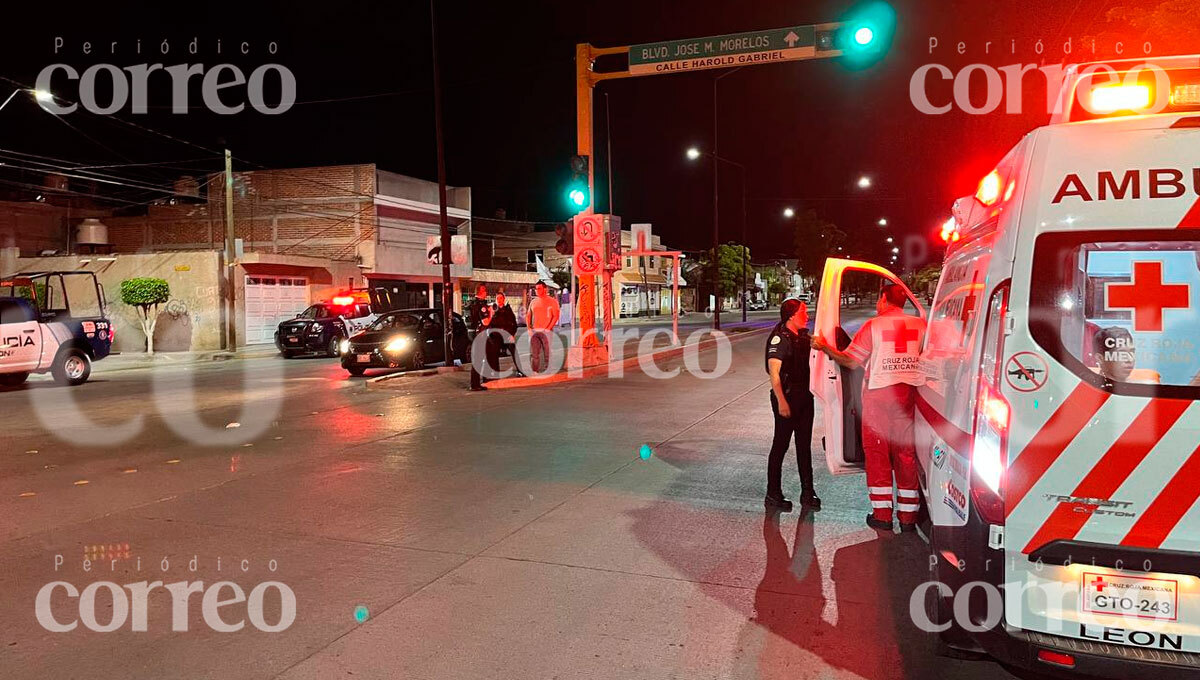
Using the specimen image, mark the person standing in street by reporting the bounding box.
[527,281,560,374]
[812,284,927,532]
[467,284,496,391]
[491,290,523,377]
[764,298,820,513]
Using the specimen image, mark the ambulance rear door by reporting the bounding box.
[811,258,925,474]
[1002,113,1200,651]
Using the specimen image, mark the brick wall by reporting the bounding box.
[106,164,378,262]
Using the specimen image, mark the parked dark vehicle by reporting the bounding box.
[275,300,376,358]
[340,308,469,377]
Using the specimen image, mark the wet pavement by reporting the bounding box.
[0,321,1017,679]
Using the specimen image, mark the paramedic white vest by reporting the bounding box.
[866,314,926,390]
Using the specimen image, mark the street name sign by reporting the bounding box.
[629,25,835,76]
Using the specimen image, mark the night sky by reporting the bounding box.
[0,0,1193,264]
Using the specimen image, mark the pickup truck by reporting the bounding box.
[0,271,113,387]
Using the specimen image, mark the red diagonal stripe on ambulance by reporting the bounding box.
[1178,195,1200,228]
[1005,383,1110,519]
[1121,441,1200,549]
[1021,398,1190,554]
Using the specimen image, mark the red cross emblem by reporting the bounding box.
[960,272,981,335]
[1092,576,1106,593]
[1105,261,1191,332]
[882,320,919,353]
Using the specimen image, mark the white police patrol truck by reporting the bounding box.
[815,56,1200,678]
[0,271,113,387]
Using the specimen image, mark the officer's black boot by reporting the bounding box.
[764,493,793,513]
[799,489,821,511]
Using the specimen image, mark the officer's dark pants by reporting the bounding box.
[469,331,501,389]
[767,391,816,498]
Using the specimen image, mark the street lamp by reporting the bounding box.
[886,236,894,243]
[0,88,52,113]
[891,247,900,254]
[686,144,748,323]
[877,217,887,226]
[783,207,795,218]
[857,175,872,189]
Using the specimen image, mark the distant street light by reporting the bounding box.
[891,247,900,254]
[886,236,894,243]
[857,175,872,189]
[0,88,53,113]
[877,218,888,226]
[686,147,701,160]
[783,207,795,218]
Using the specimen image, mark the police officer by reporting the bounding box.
[467,284,497,391]
[765,298,821,513]
[813,284,926,531]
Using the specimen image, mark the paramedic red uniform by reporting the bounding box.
[845,309,927,524]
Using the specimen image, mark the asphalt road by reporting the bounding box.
[0,311,1018,680]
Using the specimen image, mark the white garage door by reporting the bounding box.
[245,276,309,345]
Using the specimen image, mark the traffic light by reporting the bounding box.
[554,219,574,255]
[566,155,590,211]
[837,1,895,66]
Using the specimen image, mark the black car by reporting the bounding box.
[341,308,469,376]
[275,301,376,358]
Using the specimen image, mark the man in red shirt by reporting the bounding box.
[812,284,927,532]
[527,281,560,374]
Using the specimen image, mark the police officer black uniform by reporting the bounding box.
[764,298,820,513]
[467,285,498,391]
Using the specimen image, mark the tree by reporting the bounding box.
[550,268,570,292]
[684,243,753,301]
[792,209,846,280]
[120,278,170,354]
[905,264,943,303]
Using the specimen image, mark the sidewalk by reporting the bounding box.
[94,345,282,373]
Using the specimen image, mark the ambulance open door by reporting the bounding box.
[810,258,925,474]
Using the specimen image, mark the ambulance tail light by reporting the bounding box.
[970,282,1011,526]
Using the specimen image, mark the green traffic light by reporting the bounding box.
[838,2,894,66]
[567,185,589,209]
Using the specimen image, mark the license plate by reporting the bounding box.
[287,337,299,343]
[1082,571,1178,621]
[356,354,372,363]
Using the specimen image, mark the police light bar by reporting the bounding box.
[1089,83,1152,114]
[331,296,356,306]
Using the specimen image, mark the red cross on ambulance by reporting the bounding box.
[1105,261,1191,332]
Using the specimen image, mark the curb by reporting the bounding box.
[93,349,281,374]
[477,325,770,391]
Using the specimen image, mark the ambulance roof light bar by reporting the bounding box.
[1089,83,1152,114]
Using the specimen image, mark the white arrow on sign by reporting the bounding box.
[784,31,799,47]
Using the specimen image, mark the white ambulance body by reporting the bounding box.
[816,56,1200,677]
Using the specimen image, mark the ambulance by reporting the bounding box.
[813,56,1200,677]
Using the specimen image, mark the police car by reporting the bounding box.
[0,271,113,387]
[815,56,1200,677]
[274,294,376,358]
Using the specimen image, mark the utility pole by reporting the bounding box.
[710,76,720,332]
[224,149,237,351]
[431,0,454,363]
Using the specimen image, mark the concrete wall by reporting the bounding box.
[12,251,224,353]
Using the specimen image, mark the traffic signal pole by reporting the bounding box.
[573,21,854,337]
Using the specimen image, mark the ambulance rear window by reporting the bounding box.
[1030,230,1200,398]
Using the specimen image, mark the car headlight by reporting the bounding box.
[339,339,351,354]
[384,337,410,353]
